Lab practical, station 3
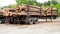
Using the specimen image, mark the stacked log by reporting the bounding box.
[2,8,9,16]
[46,8,58,16]
[18,4,41,15]
[11,4,57,16]
[2,4,57,16]
[0,10,4,15]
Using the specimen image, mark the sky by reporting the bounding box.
[36,0,48,3]
[0,0,48,6]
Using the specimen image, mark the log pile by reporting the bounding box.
[18,4,57,16]
[1,4,58,16]
[18,4,43,15]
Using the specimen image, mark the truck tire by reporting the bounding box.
[0,20,2,24]
[2,19,5,23]
[33,18,38,24]
[28,18,38,24]
[53,17,56,19]
[29,20,33,25]
[33,20,37,24]
[29,18,34,25]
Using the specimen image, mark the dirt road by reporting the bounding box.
[0,22,60,34]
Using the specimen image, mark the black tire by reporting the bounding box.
[29,20,33,25]
[2,19,5,23]
[0,21,2,24]
[28,18,38,24]
[29,18,34,25]
[53,17,56,19]
[33,18,38,24]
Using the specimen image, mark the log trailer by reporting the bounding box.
[0,4,58,24]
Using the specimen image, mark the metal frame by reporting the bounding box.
[51,7,53,22]
[26,0,30,23]
[46,10,48,22]
[40,4,42,18]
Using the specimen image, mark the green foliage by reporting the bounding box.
[55,4,60,16]
[16,0,29,5]
[7,4,17,8]
[7,4,14,8]
[0,4,17,9]
[1,6,8,9]
[16,0,41,6]
[0,7,2,10]
[52,0,58,5]
[44,1,51,6]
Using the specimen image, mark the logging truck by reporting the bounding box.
[0,4,58,24]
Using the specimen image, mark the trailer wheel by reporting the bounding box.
[28,18,38,24]
[2,19,5,23]
[29,18,34,25]
[53,16,56,19]
[33,21,35,24]
[33,18,38,24]
[29,20,33,25]
[0,20,2,24]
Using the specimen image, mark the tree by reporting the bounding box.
[52,0,58,5]
[7,4,17,8]
[16,0,29,5]
[44,1,51,6]
[0,7,2,10]
[55,4,60,16]
[16,0,41,6]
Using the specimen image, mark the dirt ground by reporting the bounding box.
[0,21,60,34]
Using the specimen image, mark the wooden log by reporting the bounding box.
[2,5,57,16]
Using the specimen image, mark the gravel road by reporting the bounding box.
[38,17,60,22]
[0,22,60,34]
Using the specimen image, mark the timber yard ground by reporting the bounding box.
[0,17,60,34]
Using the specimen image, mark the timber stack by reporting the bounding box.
[2,4,57,16]
[0,4,58,24]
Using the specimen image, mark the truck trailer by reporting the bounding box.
[0,4,58,24]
